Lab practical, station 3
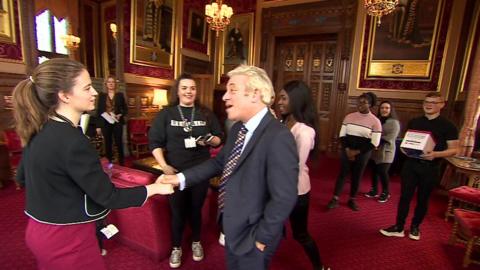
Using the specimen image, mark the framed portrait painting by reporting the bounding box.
[187,10,206,44]
[130,0,175,68]
[365,0,444,79]
[219,13,254,80]
[0,0,16,44]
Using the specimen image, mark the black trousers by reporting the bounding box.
[95,218,106,250]
[289,193,322,270]
[168,181,210,247]
[334,150,371,198]
[101,122,124,165]
[396,158,440,228]
[371,163,392,194]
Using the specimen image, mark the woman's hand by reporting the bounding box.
[161,164,178,175]
[96,128,102,136]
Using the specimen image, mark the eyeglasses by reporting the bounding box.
[423,101,443,105]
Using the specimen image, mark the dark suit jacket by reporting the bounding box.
[183,112,299,256]
[96,92,128,127]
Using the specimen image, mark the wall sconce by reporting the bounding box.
[60,34,81,51]
[110,23,117,40]
[152,89,169,109]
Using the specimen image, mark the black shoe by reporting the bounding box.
[378,193,391,203]
[379,225,405,237]
[409,226,420,240]
[347,199,359,211]
[364,190,378,198]
[327,198,339,209]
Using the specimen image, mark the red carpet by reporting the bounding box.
[0,155,478,269]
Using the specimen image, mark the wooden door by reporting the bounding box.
[274,37,338,152]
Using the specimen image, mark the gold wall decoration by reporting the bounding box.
[130,0,175,68]
[365,0,444,78]
[0,0,16,44]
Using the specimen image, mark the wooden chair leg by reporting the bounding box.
[449,221,459,245]
[11,168,21,190]
[463,236,477,267]
[446,197,454,221]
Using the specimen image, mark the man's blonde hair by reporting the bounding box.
[227,65,275,105]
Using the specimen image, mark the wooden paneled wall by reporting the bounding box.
[125,83,168,122]
[0,73,25,139]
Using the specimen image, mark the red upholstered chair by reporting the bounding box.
[449,209,480,267]
[3,129,22,189]
[445,186,480,221]
[101,161,216,261]
[128,119,149,158]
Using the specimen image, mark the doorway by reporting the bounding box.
[273,34,339,152]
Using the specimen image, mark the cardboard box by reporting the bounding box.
[400,130,436,159]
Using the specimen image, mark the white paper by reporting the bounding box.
[79,114,90,134]
[101,112,118,124]
[100,224,119,239]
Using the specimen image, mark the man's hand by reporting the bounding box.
[155,182,174,194]
[161,164,178,175]
[421,151,436,161]
[159,174,180,186]
[96,128,102,136]
[255,241,266,252]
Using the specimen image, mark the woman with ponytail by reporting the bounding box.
[13,58,173,270]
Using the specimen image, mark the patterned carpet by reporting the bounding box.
[0,155,478,270]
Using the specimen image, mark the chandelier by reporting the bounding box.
[60,34,81,51]
[205,0,233,37]
[364,0,398,26]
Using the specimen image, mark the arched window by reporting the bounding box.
[35,9,68,63]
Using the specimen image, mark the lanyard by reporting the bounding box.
[177,105,195,133]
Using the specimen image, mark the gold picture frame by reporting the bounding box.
[130,0,176,68]
[187,10,206,44]
[0,0,16,44]
[219,13,254,82]
[365,0,444,79]
[100,0,116,77]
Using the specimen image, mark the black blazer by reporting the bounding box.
[17,120,147,224]
[183,112,299,256]
[96,92,128,126]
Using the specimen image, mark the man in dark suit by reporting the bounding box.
[162,65,299,270]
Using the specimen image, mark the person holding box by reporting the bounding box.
[380,92,458,241]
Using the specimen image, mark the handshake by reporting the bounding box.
[156,174,181,186]
[149,174,181,196]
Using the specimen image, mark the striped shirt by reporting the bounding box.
[339,111,382,153]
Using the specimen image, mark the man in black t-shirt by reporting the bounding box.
[380,92,458,241]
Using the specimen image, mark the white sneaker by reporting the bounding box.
[100,249,107,256]
[218,232,225,246]
[169,247,182,268]
[192,241,204,261]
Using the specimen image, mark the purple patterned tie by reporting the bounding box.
[218,125,248,212]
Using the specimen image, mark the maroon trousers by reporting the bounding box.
[25,218,107,270]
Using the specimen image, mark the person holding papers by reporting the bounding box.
[96,75,128,165]
[380,92,458,241]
